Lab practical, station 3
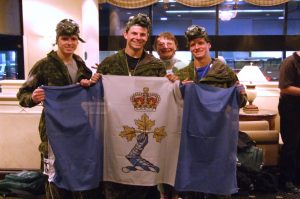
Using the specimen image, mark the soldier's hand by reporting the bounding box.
[32,88,45,104]
[182,78,193,85]
[236,81,246,95]
[80,79,91,88]
[165,74,179,83]
[90,73,102,84]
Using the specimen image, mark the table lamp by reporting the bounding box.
[237,64,268,113]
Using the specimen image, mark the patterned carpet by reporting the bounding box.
[2,167,300,199]
[1,190,300,199]
[233,191,300,199]
[233,166,300,199]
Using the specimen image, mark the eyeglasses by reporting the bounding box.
[157,41,175,47]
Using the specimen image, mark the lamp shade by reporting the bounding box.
[237,65,267,113]
[237,65,268,84]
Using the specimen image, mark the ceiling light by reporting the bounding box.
[219,0,238,21]
[166,9,283,14]
[166,10,215,14]
[219,10,237,21]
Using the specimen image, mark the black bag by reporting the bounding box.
[237,165,278,194]
[238,131,256,151]
[254,171,278,193]
[236,131,278,194]
[237,168,255,194]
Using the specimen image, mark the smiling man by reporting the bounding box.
[96,13,167,199]
[174,25,247,199]
[98,13,165,77]
[17,19,102,199]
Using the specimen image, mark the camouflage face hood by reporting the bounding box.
[125,13,151,33]
[185,25,210,44]
[56,19,85,43]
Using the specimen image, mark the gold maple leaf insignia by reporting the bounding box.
[153,127,167,142]
[119,113,167,143]
[135,113,155,133]
[119,126,136,141]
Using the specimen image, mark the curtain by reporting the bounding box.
[98,0,158,9]
[99,0,290,8]
[245,0,289,6]
[176,0,224,7]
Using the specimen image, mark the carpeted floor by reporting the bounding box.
[232,166,300,199]
[2,167,300,199]
[1,190,300,199]
[233,191,300,199]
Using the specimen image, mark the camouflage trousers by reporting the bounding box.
[157,183,179,199]
[181,192,231,199]
[103,181,154,199]
[45,181,104,199]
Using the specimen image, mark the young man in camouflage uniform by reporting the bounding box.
[97,13,166,77]
[175,25,247,199]
[17,19,102,199]
[95,13,168,199]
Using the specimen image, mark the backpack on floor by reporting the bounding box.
[0,171,45,195]
[236,131,278,194]
[237,131,263,172]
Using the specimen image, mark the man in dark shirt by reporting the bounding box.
[278,51,300,193]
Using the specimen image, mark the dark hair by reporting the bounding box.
[185,25,210,44]
[153,32,178,50]
[125,13,151,33]
[56,19,85,43]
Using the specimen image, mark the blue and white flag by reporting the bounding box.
[175,83,240,195]
[102,75,182,186]
[43,81,104,191]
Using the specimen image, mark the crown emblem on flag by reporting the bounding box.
[130,87,160,111]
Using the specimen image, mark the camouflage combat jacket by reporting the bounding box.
[97,49,166,77]
[175,58,247,107]
[17,50,92,156]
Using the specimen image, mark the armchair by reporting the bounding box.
[239,121,280,166]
